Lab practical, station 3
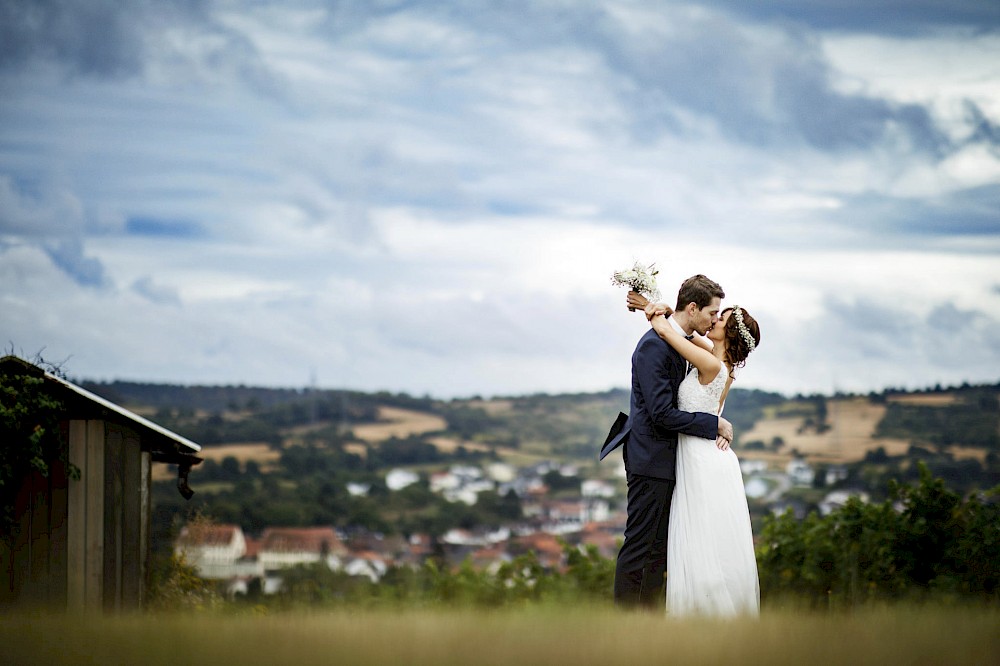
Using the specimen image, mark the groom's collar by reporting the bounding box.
[667,314,691,337]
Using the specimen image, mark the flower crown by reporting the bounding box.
[731,306,756,353]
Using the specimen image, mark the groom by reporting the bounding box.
[600,274,733,609]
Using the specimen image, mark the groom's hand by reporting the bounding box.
[717,417,733,444]
[627,291,649,312]
[643,302,673,321]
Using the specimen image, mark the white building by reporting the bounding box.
[786,459,815,486]
[485,462,516,483]
[744,477,770,499]
[386,468,420,491]
[740,459,768,475]
[174,524,259,579]
[581,479,616,498]
[430,470,460,493]
[819,489,871,516]
[257,526,347,572]
[344,553,389,582]
[346,482,371,496]
[825,465,849,486]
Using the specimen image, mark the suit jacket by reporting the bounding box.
[600,328,718,479]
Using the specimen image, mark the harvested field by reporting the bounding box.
[427,436,493,454]
[343,443,368,459]
[739,398,911,465]
[466,399,514,416]
[351,407,447,442]
[886,393,959,406]
[151,442,281,481]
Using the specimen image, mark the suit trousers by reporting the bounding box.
[614,472,675,608]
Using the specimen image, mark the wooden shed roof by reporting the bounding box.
[1,355,200,454]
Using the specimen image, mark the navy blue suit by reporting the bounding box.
[604,327,718,608]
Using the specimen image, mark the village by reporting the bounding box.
[175,455,866,597]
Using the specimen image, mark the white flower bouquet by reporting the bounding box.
[611,261,660,310]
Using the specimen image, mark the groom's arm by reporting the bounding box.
[634,336,718,441]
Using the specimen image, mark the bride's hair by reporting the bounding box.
[722,306,760,370]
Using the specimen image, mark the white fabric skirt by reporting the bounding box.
[666,433,760,617]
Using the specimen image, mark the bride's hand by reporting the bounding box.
[643,301,673,321]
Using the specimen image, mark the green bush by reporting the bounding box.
[757,463,1000,607]
[147,551,223,612]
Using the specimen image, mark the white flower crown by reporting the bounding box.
[731,306,756,353]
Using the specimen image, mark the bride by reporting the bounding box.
[628,290,761,617]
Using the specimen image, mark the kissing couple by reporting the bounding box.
[601,274,761,617]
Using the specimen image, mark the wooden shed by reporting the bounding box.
[1,355,202,611]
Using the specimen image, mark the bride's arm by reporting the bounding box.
[649,314,722,382]
[629,291,713,352]
[627,291,676,321]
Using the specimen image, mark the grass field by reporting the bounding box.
[3,604,998,665]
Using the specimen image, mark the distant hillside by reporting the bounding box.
[106,378,996,552]
[80,379,1000,467]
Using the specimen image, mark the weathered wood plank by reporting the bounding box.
[121,431,142,609]
[139,451,151,608]
[103,427,123,612]
[66,420,87,610]
[84,420,104,610]
[6,476,32,603]
[28,470,51,602]
[49,456,69,607]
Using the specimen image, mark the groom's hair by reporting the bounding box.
[675,274,725,310]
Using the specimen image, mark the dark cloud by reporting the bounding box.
[0,0,268,85]
[43,238,107,287]
[1,1,964,157]
[360,2,956,154]
[126,216,204,239]
[964,100,1000,148]
[590,12,950,154]
[0,175,83,236]
[1,0,151,76]
[828,184,1000,239]
[131,276,180,305]
[697,0,1000,35]
[801,295,1000,392]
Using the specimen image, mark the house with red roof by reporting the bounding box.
[257,526,347,572]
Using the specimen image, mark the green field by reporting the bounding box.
[4,604,998,665]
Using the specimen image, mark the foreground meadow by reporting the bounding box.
[3,604,998,665]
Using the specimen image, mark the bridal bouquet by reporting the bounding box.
[611,261,661,307]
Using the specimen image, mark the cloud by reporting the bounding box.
[130,276,180,305]
[963,100,1000,147]
[0,175,85,236]
[126,216,205,239]
[588,6,952,154]
[0,0,281,95]
[0,1,997,398]
[699,0,1000,34]
[42,238,107,287]
[0,0,147,76]
[823,184,1000,241]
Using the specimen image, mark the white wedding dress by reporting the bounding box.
[666,363,760,617]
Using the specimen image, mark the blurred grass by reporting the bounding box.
[3,603,998,665]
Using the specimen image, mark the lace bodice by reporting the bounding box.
[677,363,727,415]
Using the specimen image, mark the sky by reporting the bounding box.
[2,0,1000,400]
